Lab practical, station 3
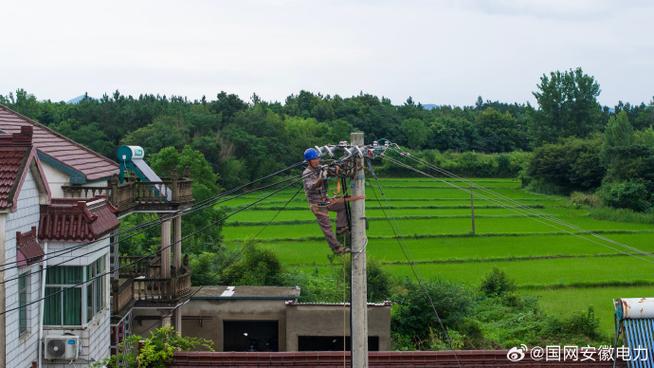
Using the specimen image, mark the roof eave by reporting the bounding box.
[0,104,119,171]
[37,150,88,184]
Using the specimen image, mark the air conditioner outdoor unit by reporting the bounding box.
[44,335,80,360]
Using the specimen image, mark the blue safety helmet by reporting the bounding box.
[304,148,320,161]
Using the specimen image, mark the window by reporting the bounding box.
[44,259,106,326]
[44,266,83,325]
[86,257,106,322]
[18,273,29,334]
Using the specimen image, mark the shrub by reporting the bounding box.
[392,279,472,349]
[543,307,602,343]
[570,191,601,208]
[220,243,283,285]
[480,268,516,297]
[526,137,604,193]
[599,180,652,212]
[96,326,214,368]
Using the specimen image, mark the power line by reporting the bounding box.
[367,175,463,368]
[0,170,316,287]
[0,162,311,284]
[382,152,654,265]
[0,160,306,271]
[393,148,653,259]
[1,175,306,317]
[387,148,654,261]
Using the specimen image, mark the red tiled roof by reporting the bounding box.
[0,126,33,209]
[39,198,119,241]
[16,226,44,267]
[0,105,119,182]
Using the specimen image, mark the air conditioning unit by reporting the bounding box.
[44,335,80,360]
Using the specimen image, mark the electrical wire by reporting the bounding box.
[393,148,654,259]
[0,161,306,271]
[0,176,306,316]
[0,164,315,285]
[382,152,654,265]
[368,174,463,368]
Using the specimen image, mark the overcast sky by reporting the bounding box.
[1,0,652,106]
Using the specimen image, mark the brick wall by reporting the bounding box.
[172,351,627,367]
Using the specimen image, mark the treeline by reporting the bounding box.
[2,89,537,187]
[524,112,654,212]
[3,68,650,188]
[1,67,653,205]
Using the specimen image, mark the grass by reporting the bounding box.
[520,286,654,334]
[219,177,654,337]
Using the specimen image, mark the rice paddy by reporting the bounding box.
[218,178,654,335]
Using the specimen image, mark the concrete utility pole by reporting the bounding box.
[350,132,368,368]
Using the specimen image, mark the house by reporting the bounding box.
[0,105,194,366]
[178,286,392,352]
[0,126,51,368]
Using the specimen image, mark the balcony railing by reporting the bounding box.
[119,255,161,279]
[111,278,135,316]
[62,175,193,215]
[132,267,192,305]
[117,255,192,306]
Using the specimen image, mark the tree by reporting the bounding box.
[220,243,284,285]
[149,146,224,258]
[400,118,431,149]
[526,137,605,193]
[392,279,472,349]
[50,119,115,157]
[121,115,188,154]
[429,116,477,151]
[209,91,247,122]
[601,111,634,174]
[475,108,527,152]
[531,68,602,145]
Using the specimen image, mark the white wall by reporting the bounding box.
[1,170,112,367]
[4,171,43,368]
[40,161,69,199]
[43,241,111,367]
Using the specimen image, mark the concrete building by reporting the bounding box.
[179,286,392,352]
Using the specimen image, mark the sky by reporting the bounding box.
[1,0,652,107]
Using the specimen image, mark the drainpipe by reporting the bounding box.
[0,215,7,368]
[38,241,48,368]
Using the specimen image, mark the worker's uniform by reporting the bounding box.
[302,165,348,251]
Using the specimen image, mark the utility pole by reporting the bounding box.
[350,131,368,368]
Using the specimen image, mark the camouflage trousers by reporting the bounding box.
[310,200,348,250]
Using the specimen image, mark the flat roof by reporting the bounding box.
[190,285,301,300]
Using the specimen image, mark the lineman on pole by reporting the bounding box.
[302,147,362,254]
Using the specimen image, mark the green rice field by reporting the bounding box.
[218,178,654,336]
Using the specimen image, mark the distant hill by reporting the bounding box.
[67,95,94,104]
[422,104,439,110]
